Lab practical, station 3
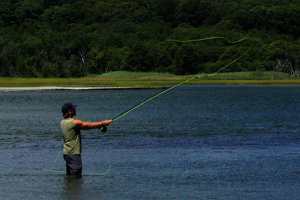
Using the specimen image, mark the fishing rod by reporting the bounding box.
[45,36,251,176]
[100,37,252,132]
[100,74,203,132]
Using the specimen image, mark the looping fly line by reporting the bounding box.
[112,37,252,122]
[166,36,251,44]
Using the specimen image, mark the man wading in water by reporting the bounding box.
[60,103,111,176]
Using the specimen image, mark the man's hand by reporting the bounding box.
[74,119,112,130]
[101,120,112,126]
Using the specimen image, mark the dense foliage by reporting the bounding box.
[0,0,300,77]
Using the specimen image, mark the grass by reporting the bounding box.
[201,71,292,80]
[0,71,300,87]
[86,71,179,79]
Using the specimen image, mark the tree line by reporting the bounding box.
[0,0,300,78]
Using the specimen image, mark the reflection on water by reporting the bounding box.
[0,85,300,199]
[60,176,83,199]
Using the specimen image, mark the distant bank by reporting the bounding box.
[0,71,299,90]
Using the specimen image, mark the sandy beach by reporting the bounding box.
[0,86,137,92]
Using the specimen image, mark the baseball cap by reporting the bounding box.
[61,103,77,114]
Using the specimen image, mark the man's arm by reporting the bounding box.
[73,119,112,130]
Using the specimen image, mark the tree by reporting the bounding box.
[124,43,157,72]
[175,0,214,27]
[264,40,300,76]
[261,40,300,75]
[173,44,200,75]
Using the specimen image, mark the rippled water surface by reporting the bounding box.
[1,85,300,199]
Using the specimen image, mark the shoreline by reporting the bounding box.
[1,82,300,92]
[1,72,300,88]
[0,86,150,92]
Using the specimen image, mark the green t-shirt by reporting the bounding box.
[60,118,82,154]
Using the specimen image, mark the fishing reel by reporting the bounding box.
[101,126,107,132]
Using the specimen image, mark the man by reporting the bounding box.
[60,102,111,176]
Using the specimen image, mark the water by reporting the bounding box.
[1,85,300,199]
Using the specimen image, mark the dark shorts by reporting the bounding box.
[63,154,82,176]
